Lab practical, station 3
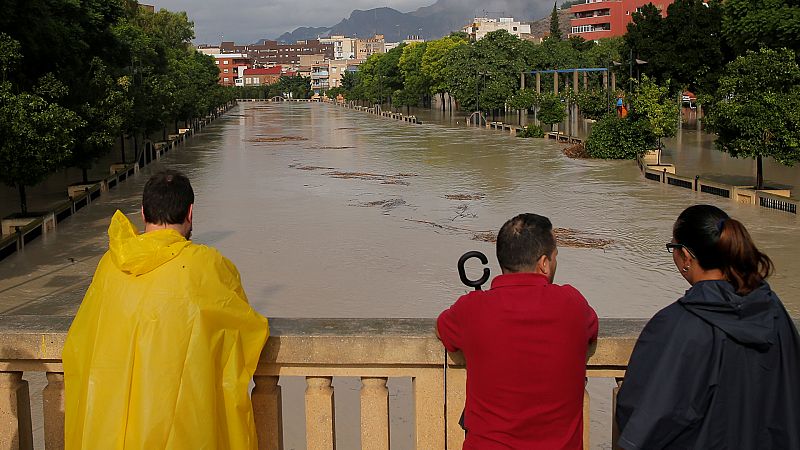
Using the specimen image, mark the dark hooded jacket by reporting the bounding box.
[616,280,800,449]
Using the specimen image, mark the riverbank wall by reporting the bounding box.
[0,101,238,263]
[637,152,797,215]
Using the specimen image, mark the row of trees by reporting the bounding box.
[327,0,799,189]
[0,0,235,214]
[328,30,624,115]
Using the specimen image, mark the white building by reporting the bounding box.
[463,17,531,40]
[319,35,356,60]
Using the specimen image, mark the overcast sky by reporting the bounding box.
[150,0,438,44]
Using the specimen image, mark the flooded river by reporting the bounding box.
[2,101,798,318]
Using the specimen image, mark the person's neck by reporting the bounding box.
[144,222,185,236]
[691,269,726,285]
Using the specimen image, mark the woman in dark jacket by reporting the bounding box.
[616,204,800,449]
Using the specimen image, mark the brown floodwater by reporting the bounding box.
[2,101,798,318]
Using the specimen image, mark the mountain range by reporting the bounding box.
[275,0,556,43]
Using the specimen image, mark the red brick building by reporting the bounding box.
[219,40,333,70]
[213,53,250,86]
[569,0,674,40]
[242,66,283,86]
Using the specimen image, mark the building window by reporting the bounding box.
[224,77,229,82]
[223,68,229,73]
[224,60,229,64]
[215,60,220,65]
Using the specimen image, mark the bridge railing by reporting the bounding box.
[0,317,643,450]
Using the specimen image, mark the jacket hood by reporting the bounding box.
[108,210,191,276]
[679,280,778,350]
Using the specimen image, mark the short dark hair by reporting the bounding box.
[496,213,556,273]
[142,170,194,225]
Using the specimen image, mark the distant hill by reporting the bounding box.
[275,0,557,43]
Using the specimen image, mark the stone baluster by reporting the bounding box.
[305,376,335,450]
[0,372,33,450]
[583,388,590,450]
[360,377,389,450]
[612,378,623,449]
[42,372,65,450]
[413,368,445,450]
[252,375,283,450]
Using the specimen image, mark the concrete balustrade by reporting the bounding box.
[0,316,653,449]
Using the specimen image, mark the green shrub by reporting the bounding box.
[585,114,656,159]
[518,124,545,138]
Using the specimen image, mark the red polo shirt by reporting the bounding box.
[437,273,598,450]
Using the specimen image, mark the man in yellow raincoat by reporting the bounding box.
[63,170,269,449]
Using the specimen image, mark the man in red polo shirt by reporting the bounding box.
[438,213,598,449]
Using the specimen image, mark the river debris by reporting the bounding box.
[404,219,612,249]
[310,146,355,150]
[336,127,358,130]
[288,163,335,171]
[563,143,591,159]
[247,136,308,143]
[351,198,407,210]
[445,193,485,200]
[325,171,417,185]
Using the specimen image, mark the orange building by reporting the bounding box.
[569,0,674,40]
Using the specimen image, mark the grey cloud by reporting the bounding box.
[152,0,433,43]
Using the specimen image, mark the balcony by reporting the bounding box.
[0,317,641,449]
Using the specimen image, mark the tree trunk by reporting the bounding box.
[18,184,27,215]
[82,168,89,184]
[756,155,764,190]
[162,127,167,141]
[120,135,126,163]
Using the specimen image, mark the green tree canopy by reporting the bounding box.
[722,0,800,55]
[704,48,800,189]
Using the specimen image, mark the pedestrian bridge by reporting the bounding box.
[0,317,641,450]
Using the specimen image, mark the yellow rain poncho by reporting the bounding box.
[63,211,269,449]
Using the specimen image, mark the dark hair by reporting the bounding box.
[673,204,773,294]
[496,213,556,273]
[142,170,194,225]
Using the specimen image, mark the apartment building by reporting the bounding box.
[463,17,532,40]
[319,35,357,60]
[569,0,674,40]
[212,53,250,86]
[219,40,333,70]
[355,34,385,60]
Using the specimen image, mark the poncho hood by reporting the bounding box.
[679,279,777,350]
[108,210,191,276]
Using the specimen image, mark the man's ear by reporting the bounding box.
[186,204,194,224]
[535,254,550,276]
[141,206,145,224]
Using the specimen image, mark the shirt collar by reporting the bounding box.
[490,272,550,289]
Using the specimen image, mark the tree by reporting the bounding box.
[0,81,82,214]
[577,89,614,120]
[722,0,800,55]
[704,48,800,189]
[397,42,430,110]
[538,93,566,132]
[421,35,467,109]
[550,3,562,41]
[622,3,665,88]
[629,76,678,149]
